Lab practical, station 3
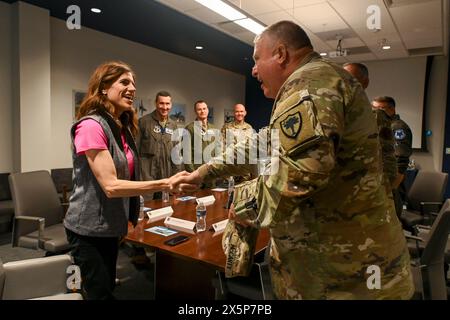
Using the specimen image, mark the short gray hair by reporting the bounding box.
[257,20,312,50]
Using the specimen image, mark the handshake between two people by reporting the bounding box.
[164,170,252,227]
[166,170,203,195]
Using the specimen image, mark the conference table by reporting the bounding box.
[125,189,270,299]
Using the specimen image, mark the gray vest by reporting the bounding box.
[64,113,139,237]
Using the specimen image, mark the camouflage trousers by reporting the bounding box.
[267,217,415,300]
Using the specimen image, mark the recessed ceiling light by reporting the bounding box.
[195,46,203,50]
[91,8,101,13]
[234,18,265,35]
[320,52,327,56]
[380,38,391,50]
[195,0,265,35]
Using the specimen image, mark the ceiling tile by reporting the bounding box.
[401,30,442,49]
[156,0,200,12]
[186,7,231,24]
[159,0,448,62]
[329,0,408,57]
[228,0,281,15]
[254,10,294,25]
[388,0,443,49]
[292,3,349,33]
[273,0,327,10]
[325,37,365,48]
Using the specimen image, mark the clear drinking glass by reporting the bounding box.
[138,195,145,221]
[162,191,170,203]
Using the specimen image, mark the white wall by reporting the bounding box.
[15,2,51,172]
[364,55,448,171]
[50,18,245,169]
[365,57,427,149]
[412,55,448,171]
[0,2,12,172]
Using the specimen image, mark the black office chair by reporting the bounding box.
[50,168,74,213]
[405,199,450,300]
[400,171,448,232]
[9,170,70,254]
[0,173,14,234]
[213,245,274,300]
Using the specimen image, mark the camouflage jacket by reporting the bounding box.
[391,114,413,174]
[221,121,255,182]
[373,109,398,188]
[198,52,413,300]
[221,121,254,141]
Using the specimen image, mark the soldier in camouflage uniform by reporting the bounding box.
[137,91,181,200]
[343,63,397,190]
[221,104,254,140]
[184,100,219,173]
[174,21,414,299]
[221,104,254,183]
[372,96,413,218]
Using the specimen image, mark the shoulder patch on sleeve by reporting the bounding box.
[280,112,302,138]
[394,129,406,140]
[272,95,324,157]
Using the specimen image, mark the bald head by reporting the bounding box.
[233,103,247,123]
[252,21,314,99]
[258,20,313,51]
[343,62,369,89]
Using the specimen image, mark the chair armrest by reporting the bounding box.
[420,201,443,214]
[255,261,274,300]
[405,234,424,242]
[2,255,73,300]
[61,202,69,216]
[429,211,440,217]
[213,270,228,299]
[12,216,45,249]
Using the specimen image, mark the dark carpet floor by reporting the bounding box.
[0,232,154,300]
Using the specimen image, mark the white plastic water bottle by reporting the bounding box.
[139,195,145,221]
[196,201,207,232]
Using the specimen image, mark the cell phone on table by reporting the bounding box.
[164,235,190,246]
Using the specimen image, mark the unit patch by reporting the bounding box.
[394,129,406,140]
[280,112,302,138]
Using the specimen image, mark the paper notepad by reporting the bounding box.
[196,195,215,206]
[146,206,173,222]
[145,226,178,237]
